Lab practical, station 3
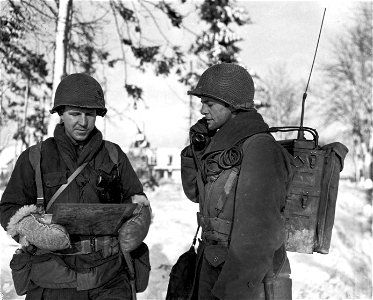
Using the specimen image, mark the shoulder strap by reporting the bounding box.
[48,141,119,212]
[30,142,116,212]
[29,143,44,207]
[28,142,89,212]
[104,141,119,165]
[236,131,271,147]
[46,162,88,212]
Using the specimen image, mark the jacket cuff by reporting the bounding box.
[181,153,199,202]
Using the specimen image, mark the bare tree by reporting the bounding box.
[2,0,251,146]
[256,64,302,140]
[47,0,73,135]
[323,3,373,182]
[1,1,50,148]
[52,0,73,95]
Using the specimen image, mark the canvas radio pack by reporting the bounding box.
[268,9,348,254]
[269,126,348,254]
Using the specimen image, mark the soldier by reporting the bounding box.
[0,73,151,300]
[180,63,293,299]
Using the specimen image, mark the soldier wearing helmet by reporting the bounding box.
[179,63,293,299]
[0,73,151,299]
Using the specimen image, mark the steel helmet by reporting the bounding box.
[50,73,107,116]
[188,63,255,110]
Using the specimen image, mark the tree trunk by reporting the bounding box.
[352,133,362,182]
[353,135,373,185]
[22,78,30,149]
[47,0,73,137]
[361,142,370,180]
[364,132,373,182]
[370,132,373,181]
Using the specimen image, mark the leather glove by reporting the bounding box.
[189,118,216,152]
[7,205,70,251]
[118,204,151,252]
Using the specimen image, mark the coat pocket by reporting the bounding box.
[29,257,77,289]
[44,171,67,187]
[204,245,228,268]
[44,172,68,206]
[132,242,151,293]
[9,250,34,296]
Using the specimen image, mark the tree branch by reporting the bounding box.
[139,1,172,46]
[110,0,128,84]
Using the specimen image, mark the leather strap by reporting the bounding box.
[104,141,118,164]
[29,143,44,207]
[46,162,88,212]
[197,212,232,236]
[123,251,137,300]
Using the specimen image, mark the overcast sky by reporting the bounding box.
[238,1,356,79]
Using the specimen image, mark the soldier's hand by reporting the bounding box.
[7,205,71,251]
[190,118,209,136]
[18,216,70,251]
[190,118,216,152]
[131,194,150,206]
[118,204,151,252]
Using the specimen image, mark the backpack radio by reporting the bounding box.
[268,9,348,254]
[269,127,348,254]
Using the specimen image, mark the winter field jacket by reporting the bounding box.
[181,111,293,299]
[0,124,143,273]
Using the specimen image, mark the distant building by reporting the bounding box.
[127,132,182,185]
[152,147,181,183]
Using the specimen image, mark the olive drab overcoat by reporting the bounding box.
[181,111,293,299]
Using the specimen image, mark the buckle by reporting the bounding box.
[90,236,96,252]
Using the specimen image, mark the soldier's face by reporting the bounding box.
[200,97,233,131]
[61,106,97,142]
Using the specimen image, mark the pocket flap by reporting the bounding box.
[44,172,67,187]
[99,161,116,174]
[204,245,227,267]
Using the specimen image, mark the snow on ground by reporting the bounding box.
[0,220,22,300]
[1,180,372,300]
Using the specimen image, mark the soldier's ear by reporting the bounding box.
[229,106,238,115]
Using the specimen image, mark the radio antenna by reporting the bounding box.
[298,8,326,140]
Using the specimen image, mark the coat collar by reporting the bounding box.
[206,111,269,153]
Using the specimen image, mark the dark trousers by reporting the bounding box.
[25,271,132,300]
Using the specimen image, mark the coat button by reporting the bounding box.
[213,257,218,262]
[247,282,255,288]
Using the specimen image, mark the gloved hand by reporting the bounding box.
[118,204,151,252]
[189,118,216,152]
[7,205,70,251]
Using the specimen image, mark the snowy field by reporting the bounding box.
[0,180,372,300]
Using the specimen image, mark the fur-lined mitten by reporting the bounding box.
[7,205,71,251]
[118,203,151,253]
